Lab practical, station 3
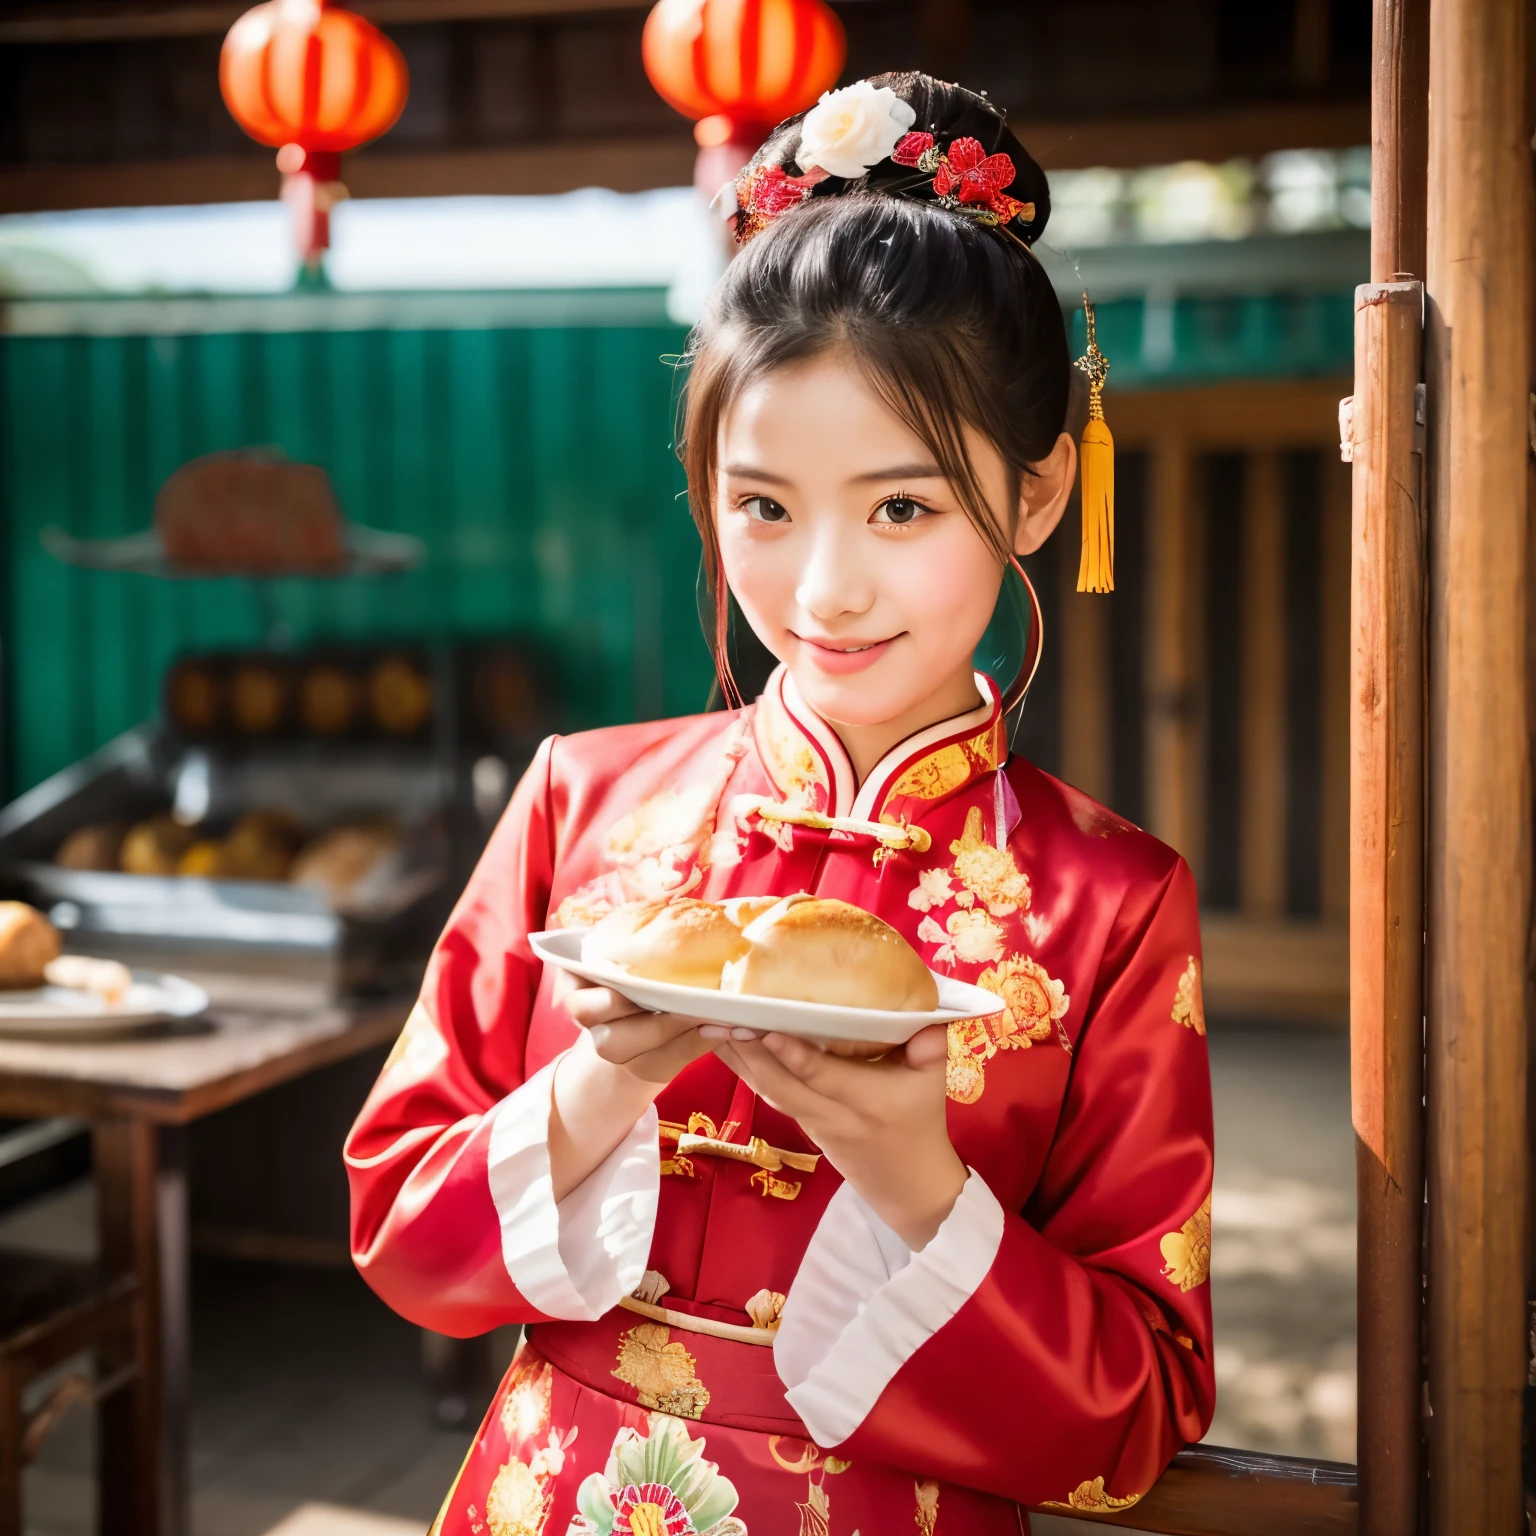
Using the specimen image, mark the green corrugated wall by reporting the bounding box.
[0,314,710,793]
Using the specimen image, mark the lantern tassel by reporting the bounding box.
[1074,294,1114,594]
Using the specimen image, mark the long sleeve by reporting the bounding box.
[774,856,1215,1511]
[345,736,659,1337]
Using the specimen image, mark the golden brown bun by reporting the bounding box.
[0,902,62,989]
[55,823,126,871]
[720,896,938,1011]
[120,815,194,876]
[289,822,400,904]
[581,898,750,990]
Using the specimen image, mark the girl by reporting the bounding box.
[346,72,1215,1536]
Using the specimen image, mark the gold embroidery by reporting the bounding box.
[1160,1193,1212,1291]
[612,1323,711,1419]
[1172,955,1206,1036]
[916,907,1005,966]
[485,1458,549,1536]
[751,1168,803,1200]
[892,743,972,800]
[949,806,1031,915]
[744,1289,787,1330]
[383,1003,448,1078]
[945,1017,993,1104]
[914,1478,940,1535]
[979,955,1069,1048]
[1041,1477,1142,1513]
[498,1353,552,1445]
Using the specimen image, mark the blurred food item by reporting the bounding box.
[44,954,132,1007]
[155,451,346,575]
[472,653,537,739]
[300,664,360,737]
[178,839,229,878]
[230,663,287,735]
[369,655,432,736]
[166,661,223,736]
[0,902,62,989]
[55,822,126,871]
[121,815,195,876]
[223,809,303,880]
[290,821,400,906]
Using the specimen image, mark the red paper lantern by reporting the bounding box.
[642,0,845,195]
[220,0,409,264]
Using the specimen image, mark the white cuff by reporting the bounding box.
[485,1054,659,1321]
[775,1169,1004,1447]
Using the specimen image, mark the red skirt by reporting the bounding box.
[428,1312,1027,1536]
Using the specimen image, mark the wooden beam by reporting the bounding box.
[1320,450,1351,925]
[1111,381,1347,451]
[1349,279,1425,1536]
[1201,914,1349,1022]
[0,0,650,44]
[0,137,698,215]
[1144,437,1205,877]
[1371,0,1430,281]
[1424,0,1532,1523]
[1058,522,1112,805]
[1032,1442,1358,1534]
[1240,450,1286,918]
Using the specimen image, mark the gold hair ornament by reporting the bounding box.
[1075,295,1115,593]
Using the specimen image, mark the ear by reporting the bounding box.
[1013,432,1077,557]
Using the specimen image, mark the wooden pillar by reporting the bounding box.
[1059,541,1112,805]
[1145,437,1204,877]
[1424,0,1533,1524]
[1321,454,1352,926]
[1372,0,1431,282]
[1350,281,1425,1536]
[1240,451,1286,917]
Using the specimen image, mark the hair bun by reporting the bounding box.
[734,71,1050,249]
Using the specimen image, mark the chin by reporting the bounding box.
[789,663,931,730]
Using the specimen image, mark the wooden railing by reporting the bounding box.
[1029,1445,1357,1533]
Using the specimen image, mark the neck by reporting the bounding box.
[823,663,985,785]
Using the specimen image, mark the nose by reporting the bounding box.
[794,519,875,623]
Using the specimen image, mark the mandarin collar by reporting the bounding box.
[753,663,1007,825]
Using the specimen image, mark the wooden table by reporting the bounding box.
[0,973,407,1536]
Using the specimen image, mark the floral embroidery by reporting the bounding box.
[913,1478,940,1535]
[949,807,1030,915]
[1172,956,1206,1036]
[1160,1193,1212,1292]
[569,1415,746,1536]
[908,867,955,913]
[612,1324,710,1419]
[1040,1478,1142,1513]
[891,132,1035,227]
[500,1352,553,1446]
[796,1479,829,1536]
[979,955,1069,1048]
[890,742,974,801]
[917,907,1005,966]
[487,1457,552,1536]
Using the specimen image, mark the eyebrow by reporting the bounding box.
[846,463,946,483]
[721,463,795,485]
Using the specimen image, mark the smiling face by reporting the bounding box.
[715,350,1066,764]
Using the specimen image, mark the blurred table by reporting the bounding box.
[0,973,407,1536]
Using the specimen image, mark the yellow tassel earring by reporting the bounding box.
[1075,293,1114,594]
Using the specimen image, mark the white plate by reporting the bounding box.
[0,971,210,1039]
[530,929,1003,1046]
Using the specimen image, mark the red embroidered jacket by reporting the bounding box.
[345,667,1215,1515]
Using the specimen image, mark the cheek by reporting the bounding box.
[882,530,1002,637]
[717,520,793,627]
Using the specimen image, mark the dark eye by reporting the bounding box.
[874,497,925,525]
[743,496,790,524]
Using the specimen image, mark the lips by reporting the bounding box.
[793,633,899,675]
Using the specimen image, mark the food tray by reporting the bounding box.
[0,969,208,1040]
[531,928,1004,1047]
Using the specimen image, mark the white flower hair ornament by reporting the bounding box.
[796,81,917,179]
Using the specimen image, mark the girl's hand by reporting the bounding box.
[548,981,714,1202]
[705,1023,967,1249]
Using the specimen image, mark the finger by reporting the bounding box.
[901,1022,950,1071]
[589,1011,705,1065]
[718,1037,850,1127]
[567,986,653,1029]
[759,1030,901,1098]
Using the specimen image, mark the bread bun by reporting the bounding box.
[720,895,938,1012]
[0,903,62,989]
[581,898,750,990]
